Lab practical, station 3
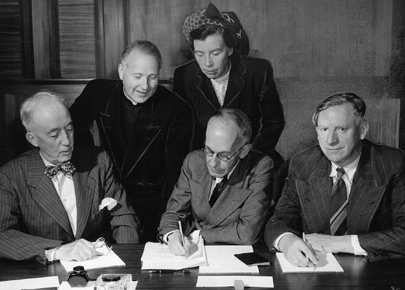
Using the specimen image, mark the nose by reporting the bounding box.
[205,55,213,67]
[140,76,150,90]
[61,130,72,146]
[209,154,220,168]
[326,130,338,145]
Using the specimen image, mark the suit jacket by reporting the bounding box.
[265,139,405,261]
[159,149,273,244]
[69,80,193,206]
[0,146,139,264]
[173,55,285,162]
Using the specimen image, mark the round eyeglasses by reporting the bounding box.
[202,143,247,162]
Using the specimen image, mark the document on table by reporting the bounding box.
[0,276,59,290]
[60,249,125,272]
[196,276,273,288]
[141,236,207,270]
[199,245,260,274]
[276,252,344,273]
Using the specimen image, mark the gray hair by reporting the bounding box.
[210,108,252,143]
[20,89,67,131]
[120,40,163,70]
[312,92,367,126]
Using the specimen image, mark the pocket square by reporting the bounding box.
[99,198,117,211]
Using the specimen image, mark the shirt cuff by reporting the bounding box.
[191,230,200,243]
[351,235,367,256]
[274,232,297,251]
[45,247,58,262]
[163,230,179,244]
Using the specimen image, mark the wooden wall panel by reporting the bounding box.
[0,0,23,78]
[58,0,96,78]
[103,0,126,79]
[32,0,60,78]
[127,0,392,79]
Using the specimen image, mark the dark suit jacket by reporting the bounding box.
[173,55,285,162]
[265,139,405,261]
[0,146,139,264]
[159,149,273,244]
[69,79,193,209]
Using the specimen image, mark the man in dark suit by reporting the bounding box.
[0,90,139,265]
[265,93,405,266]
[159,108,273,256]
[69,40,193,242]
[173,3,285,165]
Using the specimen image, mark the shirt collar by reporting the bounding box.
[329,154,361,184]
[214,159,240,184]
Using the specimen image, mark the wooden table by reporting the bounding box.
[0,244,404,289]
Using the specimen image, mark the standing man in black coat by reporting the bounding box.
[70,40,193,242]
[173,3,285,166]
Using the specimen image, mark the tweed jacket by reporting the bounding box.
[265,139,405,261]
[69,79,193,205]
[0,146,139,264]
[173,55,285,161]
[159,149,273,244]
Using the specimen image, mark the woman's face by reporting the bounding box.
[193,32,233,80]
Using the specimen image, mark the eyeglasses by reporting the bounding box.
[203,143,246,162]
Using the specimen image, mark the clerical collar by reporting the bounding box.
[123,88,138,106]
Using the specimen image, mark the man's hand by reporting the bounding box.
[167,231,191,256]
[279,234,319,267]
[305,233,354,254]
[54,239,96,261]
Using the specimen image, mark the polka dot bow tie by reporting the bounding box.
[45,161,76,179]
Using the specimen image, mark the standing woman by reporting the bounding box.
[173,3,285,165]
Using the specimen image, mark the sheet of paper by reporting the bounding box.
[60,249,125,272]
[141,238,207,270]
[196,276,273,288]
[199,245,259,274]
[276,252,344,273]
[0,276,59,290]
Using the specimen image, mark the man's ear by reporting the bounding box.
[26,132,39,147]
[359,120,369,140]
[118,63,124,80]
[239,143,252,159]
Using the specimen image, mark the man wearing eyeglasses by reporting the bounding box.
[158,108,273,255]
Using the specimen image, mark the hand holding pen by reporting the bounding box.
[302,233,319,269]
[178,220,191,258]
[167,221,191,256]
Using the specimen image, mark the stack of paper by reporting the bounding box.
[141,236,207,270]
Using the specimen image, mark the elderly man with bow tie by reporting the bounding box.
[0,90,139,265]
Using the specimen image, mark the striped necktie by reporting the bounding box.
[330,167,348,235]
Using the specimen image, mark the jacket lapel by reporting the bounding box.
[300,157,332,234]
[205,155,252,227]
[121,103,161,179]
[71,152,94,239]
[99,86,161,179]
[28,150,74,238]
[223,56,246,107]
[347,143,386,234]
[195,69,220,110]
